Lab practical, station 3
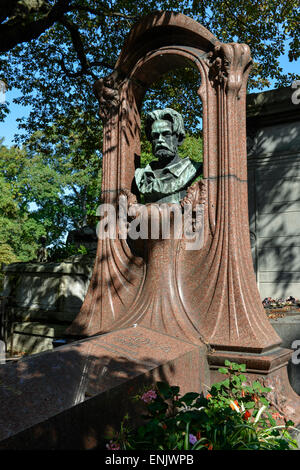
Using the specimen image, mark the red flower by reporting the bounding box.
[205,443,213,450]
[206,393,212,399]
[243,410,251,420]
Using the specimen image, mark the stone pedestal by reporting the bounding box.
[208,347,300,424]
[0,326,208,449]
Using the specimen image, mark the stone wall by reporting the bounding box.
[247,87,300,299]
[1,254,94,354]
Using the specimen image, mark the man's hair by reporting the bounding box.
[145,108,185,143]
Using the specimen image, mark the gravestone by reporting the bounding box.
[0,12,299,449]
[2,254,93,354]
[0,326,207,449]
[66,11,300,421]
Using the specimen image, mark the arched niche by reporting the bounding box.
[67,12,282,356]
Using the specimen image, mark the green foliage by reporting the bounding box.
[1,1,299,154]
[0,163,45,263]
[47,243,88,262]
[107,362,299,450]
[0,139,101,263]
[143,66,202,134]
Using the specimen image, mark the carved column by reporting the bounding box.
[197,43,282,353]
[66,72,144,336]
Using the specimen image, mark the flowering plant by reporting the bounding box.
[263,296,300,309]
[106,362,299,450]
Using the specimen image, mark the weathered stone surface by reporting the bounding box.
[2,255,94,353]
[247,87,300,299]
[2,256,93,324]
[0,326,208,449]
[9,323,68,355]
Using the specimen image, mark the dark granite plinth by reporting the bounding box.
[0,326,208,449]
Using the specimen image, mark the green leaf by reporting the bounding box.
[245,401,256,409]
[180,392,199,406]
[170,386,180,397]
[156,382,171,399]
[285,420,295,427]
[222,378,230,388]
[260,397,269,406]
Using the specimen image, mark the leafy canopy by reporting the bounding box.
[0,1,298,137]
[0,138,101,263]
[0,1,298,261]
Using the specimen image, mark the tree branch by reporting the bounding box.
[56,19,114,79]
[0,0,20,24]
[70,4,139,21]
[59,16,89,72]
[0,0,71,53]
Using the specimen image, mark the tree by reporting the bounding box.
[0,172,44,263]
[0,1,298,140]
[0,138,102,261]
[0,1,298,260]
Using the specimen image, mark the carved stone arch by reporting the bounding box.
[120,45,218,237]
[67,12,282,355]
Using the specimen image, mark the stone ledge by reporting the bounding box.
[247,87,300,125]
[0,326,208,449]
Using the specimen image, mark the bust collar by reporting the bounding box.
[146,157,193,178]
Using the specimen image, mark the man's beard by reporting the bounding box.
[154,147,176,159]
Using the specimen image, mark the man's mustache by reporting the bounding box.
[154,145,173,152]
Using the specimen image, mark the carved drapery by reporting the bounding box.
[66,12,282,354]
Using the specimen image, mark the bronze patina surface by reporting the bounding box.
[135,108,202,203]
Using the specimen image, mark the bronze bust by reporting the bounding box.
[135,108,202,203]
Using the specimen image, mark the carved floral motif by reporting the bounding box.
[93,70,121,122]
[207,43,252,96]
[207,44,230,88]
[181,179,206,211]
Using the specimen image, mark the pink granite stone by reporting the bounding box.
[0,326,208,449]
[62,11,300,428]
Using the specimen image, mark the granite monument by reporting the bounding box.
[0,14,297,450]
[65,12,300,425]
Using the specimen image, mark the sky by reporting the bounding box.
[0,47,298,148]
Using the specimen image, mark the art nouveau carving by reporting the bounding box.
[66,12,281,353]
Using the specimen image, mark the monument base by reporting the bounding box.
[208,347,300,426]
[0,326,208,450]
